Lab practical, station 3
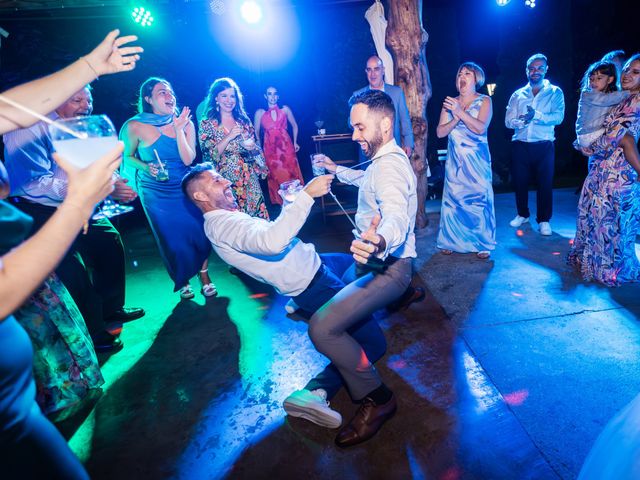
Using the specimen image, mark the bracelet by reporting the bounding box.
[80,56,100,80]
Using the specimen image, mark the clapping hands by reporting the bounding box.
[173,107,192,132]
[519,105,535,124]
[443,96,463,118]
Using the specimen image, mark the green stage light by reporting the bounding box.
[131,6,154,27]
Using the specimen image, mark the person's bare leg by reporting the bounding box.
[199,259,217,297]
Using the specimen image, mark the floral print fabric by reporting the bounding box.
[199,118,270,219]
[14,274,104,414]
[568,92,640,286]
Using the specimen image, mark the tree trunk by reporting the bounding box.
[386,0,432,229]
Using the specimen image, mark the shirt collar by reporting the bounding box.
[371,138,401,161]
[204,208,236,219]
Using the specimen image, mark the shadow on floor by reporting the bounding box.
[84,298,240,479]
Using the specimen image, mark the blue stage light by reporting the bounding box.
[525,0,536,7]
[240,1,262,24]
[496,0,511,6]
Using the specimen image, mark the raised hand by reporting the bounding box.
[83,29,143,77]
[303,174,334,198]
[350,214,386,264]
[173,106,192,132]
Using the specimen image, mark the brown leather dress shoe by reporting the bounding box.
[335,394,397,447]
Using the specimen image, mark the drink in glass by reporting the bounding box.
[310,153,325,176]
[278,179,303,204]
[49,115,119,169]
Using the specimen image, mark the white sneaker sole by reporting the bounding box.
[283,398,342,429]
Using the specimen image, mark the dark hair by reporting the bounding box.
[602,50,626,64]
[581,61,619,93]
[137,77,177,114]
[348,89,395,124]
[181,162,216,198]
[203,77,251,125]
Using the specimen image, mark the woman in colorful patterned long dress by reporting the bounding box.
[436,62,496,259]
[254,86,304,205]
[199,77,269,219]
[568,54,640,286]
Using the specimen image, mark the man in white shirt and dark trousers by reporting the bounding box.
[505,53,565,236]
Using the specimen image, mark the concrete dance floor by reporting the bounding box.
[58,188,640,480]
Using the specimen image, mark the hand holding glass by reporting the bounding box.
[310,154,326,176]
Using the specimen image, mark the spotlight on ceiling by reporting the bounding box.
[240,1,263,25]
[496,0,511,6]
[525,0,536,8]
[131,6,154,27]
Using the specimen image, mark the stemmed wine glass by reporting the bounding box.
[49,115,133,220]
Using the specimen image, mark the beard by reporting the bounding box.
[360,129,385,159]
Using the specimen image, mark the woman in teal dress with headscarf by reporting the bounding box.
[121,77,215,299]
[436,62,496,259]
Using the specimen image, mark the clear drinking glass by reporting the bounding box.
[278,179,303,205]
[310,153,325,176]
[92,172,135,220]
[49,115,119,169]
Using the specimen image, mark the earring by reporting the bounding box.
[216,103,220,112]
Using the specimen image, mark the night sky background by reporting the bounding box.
[0,0,636,186]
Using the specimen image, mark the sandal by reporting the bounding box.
[476,251,490,259]
[440,249,453,255]
[199,269,218,298]
[179,285,195,299]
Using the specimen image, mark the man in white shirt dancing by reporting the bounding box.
[312,89,417,447]
[505,53,565,236]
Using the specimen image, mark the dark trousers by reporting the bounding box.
[511,140,555,223]
[12,200,125,337]
[293,253,388,400]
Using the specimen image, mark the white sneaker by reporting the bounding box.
[283,389,342,428]
[509,215,530,227]
[539,222,552,236]
[284,298,299,314]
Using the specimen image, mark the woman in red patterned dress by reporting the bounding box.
[254,86,304,205]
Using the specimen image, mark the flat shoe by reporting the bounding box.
[476,251,490,259]
[440,249,453,255]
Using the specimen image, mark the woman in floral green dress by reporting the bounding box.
[199,77,269,219]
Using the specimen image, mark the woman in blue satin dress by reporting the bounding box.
[436,62,496,259]
[121,77,215,299]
